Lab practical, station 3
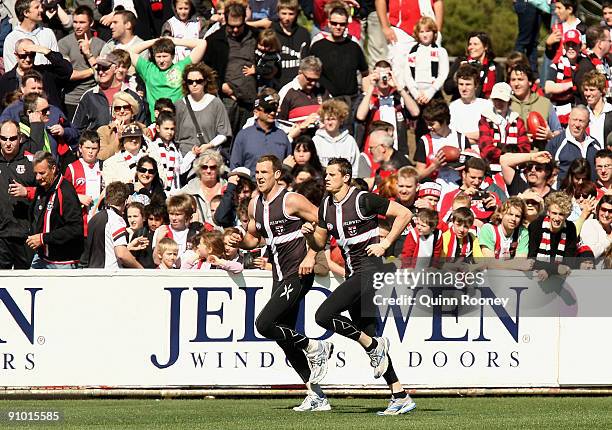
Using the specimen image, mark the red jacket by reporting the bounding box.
[478,109,530,164]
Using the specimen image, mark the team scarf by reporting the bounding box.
[121,147,147,173]
[155,138,178,190]
[536,216,566,264]
[551,54,578,103]
[586,50,612,92]
[447,228,473,261]
[465,56,496,98]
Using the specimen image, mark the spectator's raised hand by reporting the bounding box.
[48,124,64,136]
[78,33,92,58]
[24,43,50,56]
[100,12,115,27]
[531,151,552,163]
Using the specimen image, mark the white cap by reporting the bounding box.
[230,166,252,179]
[490,82,512,102]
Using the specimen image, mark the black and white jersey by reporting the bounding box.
[254,187,307,281]
[82,208,129,269]
[319,187,389,278]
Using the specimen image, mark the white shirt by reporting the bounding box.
[3,24,59,70]
[587,102,612,147]
[103,209,128,269]
[449,98,492,135]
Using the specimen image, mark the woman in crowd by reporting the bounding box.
[580,195,612,264]
[129,156,167,205]
[214,170,256,228]
[174,63,232,158]
[97,92,152,161]
[444,31,504,100]
[180,150,227,225]
[567,181,598,235]
[283,136,323,176]
[561,158,593,197]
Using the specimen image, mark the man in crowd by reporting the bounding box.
[501,150,555,198]
[0,120,37,269]
[3,0,59,70]
[27,151,84,269]
[574,25,612,105]
[595,148,612,194]
[100,10,144,58]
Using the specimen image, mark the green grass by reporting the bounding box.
[0,397,611,429]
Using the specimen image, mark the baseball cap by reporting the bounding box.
[254,94,279,112]
[490,82,512,102]
[120,123,143,139]
[563,29,581,46]
[97,53,119,68]
[229,166,252,180]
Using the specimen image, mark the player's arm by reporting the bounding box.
[115,245,143,268]
[382,200,412,249]
[361,193,412,257]
[286,193,318,223]
[238,198,262,250]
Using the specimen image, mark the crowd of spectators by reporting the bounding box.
[0,0,612,275]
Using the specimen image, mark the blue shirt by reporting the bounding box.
[230,122,291,175]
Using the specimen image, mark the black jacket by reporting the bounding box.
[213,181,238,228]
[31,175,84,262]
[0,51,72,109]
[0,147,37,239]
[272,20,310,87]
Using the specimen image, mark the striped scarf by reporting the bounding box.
[536,216,566,264]
[490,116,519,146]
[156,139,178,190]
[466,56,496,98]
[551,55,577,104]
[447,228,473,262]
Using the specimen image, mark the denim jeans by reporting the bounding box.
[514,0,542,79]
[31,254,78,270]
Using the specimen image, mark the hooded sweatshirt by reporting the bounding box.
[312,128,359,172]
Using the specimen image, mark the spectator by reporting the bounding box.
[157,237,180,269]
[544,29,582,127]
[3,0,59,71]
[401,207,443,269]
[97,91,150,161]
[161,0,207,62]
[544,0,586,69]
[244,29,282,91]
[0,120,37,269]
[574,25,612,105]
[528,191,578,281]
[479,82,530,165]
[283,135,324,176]
[580,195,612,264]
[546,105,600,183]
[444,31,503,101]
[214,167,255,228]
[148,98,176,139]
[63,131,104,238]
[517,189,544,226]
[81,180,145,268]
[174,63,232,158]
[58,6,104,119]
[18,93,54,155]
[513,0,547,77]
[128,36,208,122]
[180,150,227,225]
[230,92,292,174]
[126,202,146,241]
[479,197,529,259]
[0,70,79,154]
[440,206,483,263]
[312,99,359,171]
[449,64,492,143]
[204,2,259,134]
[273,0,310,87]
[595,148,612,193]
[367,128,411,187]
[130,202,168,268]
[500,150,555,198]
[102,123,162,185]
[580,71,612,148]
[72,53,146,134]
[27,151,84,269]
[400,16,448,106]
[129,156,167,205]
[99,10,143,58]
[0,39,72,110]
[560,157,593,198]
[308,2,368,109]
[278,55,331,127]
[153,111,194,192]
[567,180,598,233]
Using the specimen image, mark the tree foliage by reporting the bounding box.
[443,0,520,57]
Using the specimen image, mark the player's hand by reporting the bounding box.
[536,269,549,282]
[253,256,268,270]
[227,232,243,247]
[298,252,315,276]
[301,221,316,235]
[26,234,43,249]
[366,243,387,257]
[557,264,571,277]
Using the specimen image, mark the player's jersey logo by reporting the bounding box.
[326,223,333,231]
[255,222,262,230]
[348,225,357,236]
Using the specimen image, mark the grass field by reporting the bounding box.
[1,397,611,429]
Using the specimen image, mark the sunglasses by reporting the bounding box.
[38,107,50,116]
[0,135,18,142]
[575,193,593,199]
[524,199,540,206]
[137,167,156,175]
[16,52,35,60]
[524,163,544,172]
[329,21,347,27]
[201,164,218,171]
[187,78,205,86]
[600,206,612,214]
[114,105,132,113]
[96,64,112,72]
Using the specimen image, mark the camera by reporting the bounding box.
[472,190,490,200]
[380,72,388,83]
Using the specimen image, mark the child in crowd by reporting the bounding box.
[223,227,244,264]
[153,111,196,192]
[204,0,226,38]
[183,230,243,273]
[441,206,483,263]
[402,16,449,106]
[161,0,207,62]
[129,36,208,121]
[152,194,200,267]
[126,202,145,241]
[243,29,282,90]
[148,98,177,139]
[111,48,141,94]
[401,208,443,269]
[157,237,180,269]
[545,0,586,66]
[312,99,360,172]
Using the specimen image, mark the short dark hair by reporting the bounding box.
[595,148,612,161]
[417,208,439,228]
[156,111,175,126]
[455,63,480,85]
[115,10,137,31]
[21,69,43,88]
[328,157,352,180]
[151,38,175,56]
[225,2,247,21]
[105,181,131,207]
[465,156,488,173]
[557,0,577,13]
[15,0,33,22]
[452,206,475,226]
[422,99,450,125]
[586,25,609,50]
[257,154,283,173]
[73,5,94,22]
[79,130,100,147]
[145,202,168,221]
[510,63,534,84]
[154,98,175,113]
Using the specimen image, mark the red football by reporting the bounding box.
[527,111,547,136]
[440,145,460,163]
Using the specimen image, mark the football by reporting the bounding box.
[439,145,461,162]
[527,111,547,136]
